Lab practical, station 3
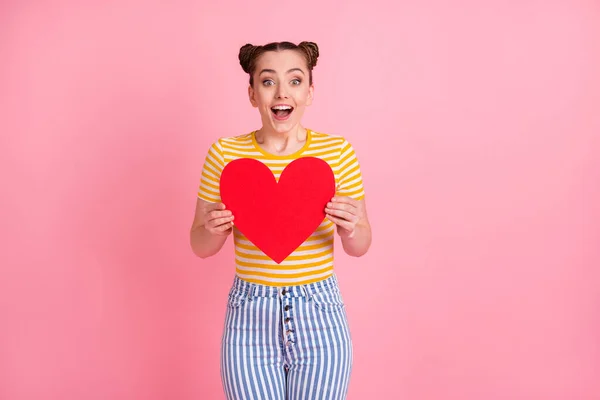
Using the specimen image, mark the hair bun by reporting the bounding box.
[239,44,258,73]
[298,41,319,69]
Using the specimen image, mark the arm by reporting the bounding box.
[189,198,234,259]
[325,196,372,257]
[191,140,231,258]
[326,137,371,256]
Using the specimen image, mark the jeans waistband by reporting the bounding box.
[231,273,340,298]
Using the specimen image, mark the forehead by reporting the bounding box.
[255,50,307,72]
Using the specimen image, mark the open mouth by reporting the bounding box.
[271,105,294,120]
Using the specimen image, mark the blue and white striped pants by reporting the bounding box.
[220,274,353,400]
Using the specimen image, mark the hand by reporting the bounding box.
[324,196,364,238]
[203,202,234,236]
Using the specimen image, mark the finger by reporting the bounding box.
[327,200,363,220]
[325,207,358,223]
[206,202,226,212]
[326,214,355,231]
[331,196,358,208]
[208,215,234,228]
[209,226,232,236]
[216,222,234,232]
[208,221,234,235]
[326,201,355,213]
[207,210,233,220]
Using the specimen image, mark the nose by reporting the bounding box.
[276,84,289,99]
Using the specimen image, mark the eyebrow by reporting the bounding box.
[259,68,305,76]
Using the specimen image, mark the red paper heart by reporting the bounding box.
[220,157,336,264]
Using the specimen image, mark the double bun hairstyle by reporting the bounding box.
[238,41,320,86]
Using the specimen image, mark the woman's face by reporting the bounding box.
[249,50,314,135]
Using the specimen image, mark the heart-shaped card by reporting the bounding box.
[220,157,335,263]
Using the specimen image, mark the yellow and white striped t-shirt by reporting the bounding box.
[197,129,365,286]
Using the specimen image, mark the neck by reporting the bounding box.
[256,125,306,146]
[255,125,309,155]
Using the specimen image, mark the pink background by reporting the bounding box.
[1,1,599,399]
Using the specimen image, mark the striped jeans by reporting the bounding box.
[220,274,353,400]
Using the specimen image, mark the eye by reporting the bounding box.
[291,79,302,85]
[262,79,275,86]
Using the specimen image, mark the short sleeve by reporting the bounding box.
[197,140,225,203]
[336,139,365,200]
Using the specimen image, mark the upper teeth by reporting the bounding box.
[272,105,292,110]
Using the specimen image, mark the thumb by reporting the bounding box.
[210,202,226,211]
[204,202,225,213]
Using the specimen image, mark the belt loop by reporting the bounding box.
[300,283,309,298]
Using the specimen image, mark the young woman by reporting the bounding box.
[190,41,372,400]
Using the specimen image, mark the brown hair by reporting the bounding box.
[238,41,319,86]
